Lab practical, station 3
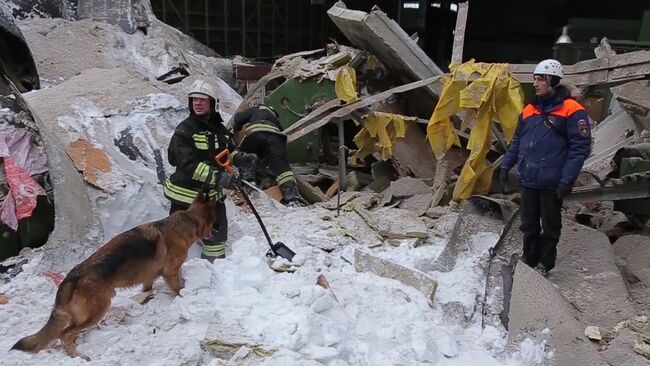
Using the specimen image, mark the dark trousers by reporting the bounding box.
[519,187,563,270]
[169,200,228,243]
[239,132,292,182]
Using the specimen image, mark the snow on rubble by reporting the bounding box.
[0,10,552,366]
[0,196,550,366]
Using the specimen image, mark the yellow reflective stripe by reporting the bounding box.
[192,133,218,150]
[192,162,212,182]
[244,124,283,137]
[201,243,225,256]
[164,179,225,204]
[276,171,295,185]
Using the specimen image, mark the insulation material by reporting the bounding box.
[353,112,407,161]
[65,138,113,192]
[426,60,524,201]
[334,66,358,103]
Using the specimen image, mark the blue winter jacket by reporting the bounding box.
[501,85,591,190]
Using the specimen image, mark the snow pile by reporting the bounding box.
[0,199,550,365]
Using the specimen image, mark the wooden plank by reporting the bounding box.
[451,2,469,64]
[286,75,444,142]
[508,48,650,86]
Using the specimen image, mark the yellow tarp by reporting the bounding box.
[426,60,524,201]
[334,66,358,103]
[353,112,407,161]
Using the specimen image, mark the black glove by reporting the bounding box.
[214,168,241,189]
[556,184,572,200]
[232,152,258,181]
[498,167,509,183]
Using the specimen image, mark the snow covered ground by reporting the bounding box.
[0,195,550,365]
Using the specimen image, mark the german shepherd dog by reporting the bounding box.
[11,193,217,360]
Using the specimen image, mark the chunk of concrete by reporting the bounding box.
[327,1,443,101]
[552,220,636,330]
[507,263,603,366]
[296,175,327,203]
[399,194,433,217]
[602,329,650,366]
[356,207,428,239]
[613,235,650,313]
[430,199,503,272]
[613,235,650,284]
[379,176,432,207]
[354,248,437,304]
[346,170,373,191]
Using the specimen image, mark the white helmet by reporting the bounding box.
[188,80,219,111]
[534,59,563,78]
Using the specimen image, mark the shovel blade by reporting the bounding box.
[270,242,295,261]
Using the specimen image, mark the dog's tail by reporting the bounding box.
[11,279,75,353]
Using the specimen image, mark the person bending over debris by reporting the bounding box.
[164,79,240,262]
[232,104,306,206]
[499,59,591,276]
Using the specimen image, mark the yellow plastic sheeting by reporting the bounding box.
[353,112,407,161]
[426,60,524,201]
[334,66,358,103]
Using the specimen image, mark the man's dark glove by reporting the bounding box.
[556,184,572,200]
[214,168,241,189]
[498,167,510,183]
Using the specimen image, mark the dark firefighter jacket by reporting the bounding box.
[164,111,234,205]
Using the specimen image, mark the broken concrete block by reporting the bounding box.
[354,249,437,303]
[338,211,384,247]
[431,200,503,272]
[425,206,450,219]
[602,329,650,366]
[356,207,428,239]
[507,263,604,366]
[585,326,602,341]
[399,194,433,217]
[263,185,284,202]
[203,317,276,361]
[388,177,432,197]
[553,220,636,330]
[296,176,327,203]
[346,170,373,191]
[598,211,634,242]
[613,235,650,313]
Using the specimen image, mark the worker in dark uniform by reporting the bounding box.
[164,79,240,262]
[232,104,306,206]
[499,59,591,276]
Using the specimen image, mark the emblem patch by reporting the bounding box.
[544,115,557,128]
[577,119,590,138]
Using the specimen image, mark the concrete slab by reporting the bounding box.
[430,199,503,272]
[354,248,437,304]
[507,263,605,366]
[551,220,636,330]
[327,2,443,101]
[613,235,650,313]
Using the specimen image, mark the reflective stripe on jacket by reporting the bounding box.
[165,113,234,205]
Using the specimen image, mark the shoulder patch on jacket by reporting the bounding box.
[578,119,590,138]
[553,99,585,117]
[522,104,540,119]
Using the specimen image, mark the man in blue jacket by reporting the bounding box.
[499,59,591,276]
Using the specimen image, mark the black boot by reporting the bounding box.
[279,181,307,207]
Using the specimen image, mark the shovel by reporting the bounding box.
[215,150,296,261]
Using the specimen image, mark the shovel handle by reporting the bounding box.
[214,150,234,173]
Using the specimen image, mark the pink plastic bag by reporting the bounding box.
[1,158,46,230]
